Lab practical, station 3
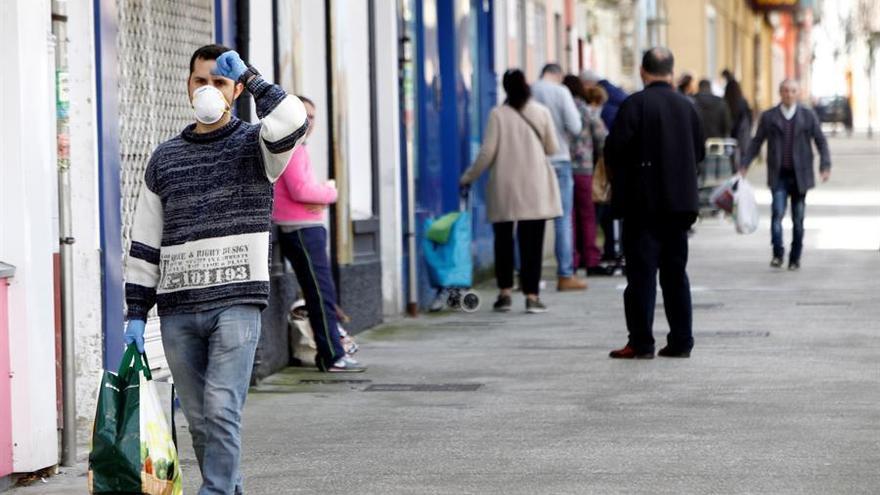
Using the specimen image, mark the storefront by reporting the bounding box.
[399,0,497,308]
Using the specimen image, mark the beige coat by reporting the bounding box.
[460,101,562,223]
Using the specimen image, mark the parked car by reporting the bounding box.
[814,95,853,134]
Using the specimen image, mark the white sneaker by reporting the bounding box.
[327,356,366,373]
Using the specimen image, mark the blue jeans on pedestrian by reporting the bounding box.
[161,304,262,495]
[553,161,575,277]
[771,170,806,262]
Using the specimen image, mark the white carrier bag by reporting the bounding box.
[732,176,759,234]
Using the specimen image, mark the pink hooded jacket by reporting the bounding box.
[272,145,337,224]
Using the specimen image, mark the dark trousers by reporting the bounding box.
[572,174,601,269]
[596,203,619,260]
[622,218,693,353]
[771,169,806,262]
[494,220,546,295]
[278,227,345,370]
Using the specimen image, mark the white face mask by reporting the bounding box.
[191,85,230,124]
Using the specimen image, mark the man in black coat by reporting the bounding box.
[604,47,705,359]
[740,79,831,270]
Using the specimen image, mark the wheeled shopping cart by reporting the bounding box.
[423,194,481,313]
[698,138,738,214]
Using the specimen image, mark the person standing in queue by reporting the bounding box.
[604,47,705,359]
[460,69,562,314]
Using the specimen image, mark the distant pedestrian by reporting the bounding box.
[123,44,309,493]
[694,79,732,139]
[460,69,562,314]
[580,69,629,130]
[273,96,365,373]
[532,63,588,291]
[604,47,705,359]
[582,69,629,262]
[677,73,695,96]
[740,79,831,270]
[723,77,753,159]
[561,75,612,276]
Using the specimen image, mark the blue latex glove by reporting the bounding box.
[212,51,249,82]
[123,319,146,354]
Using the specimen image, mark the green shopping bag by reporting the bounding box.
[89,345,182,494]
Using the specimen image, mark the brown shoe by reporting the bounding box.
[557,276,588,291]
[609,345,654,359]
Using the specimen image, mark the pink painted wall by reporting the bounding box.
[0,278,12,477]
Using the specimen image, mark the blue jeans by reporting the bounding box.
[771,170,806,262]
[553,161,575,277]
[161,304,262,495]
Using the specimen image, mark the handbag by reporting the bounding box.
[592,157,611,203]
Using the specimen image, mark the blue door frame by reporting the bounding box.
[94,0,236,367]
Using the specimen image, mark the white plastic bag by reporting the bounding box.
[139,374,183,495]
[709,176,738,214]
[733,176,759,234]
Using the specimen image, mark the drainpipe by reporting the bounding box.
[51,0,77,467]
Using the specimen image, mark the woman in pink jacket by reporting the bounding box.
[274,96,364,372]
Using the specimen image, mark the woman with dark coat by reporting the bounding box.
[723,78,752,159]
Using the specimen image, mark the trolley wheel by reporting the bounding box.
[461,291,481,313]
[446,289,462,309]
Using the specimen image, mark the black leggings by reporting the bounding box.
[493,220,546,295]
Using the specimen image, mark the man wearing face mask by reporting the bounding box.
[122,44,308,495]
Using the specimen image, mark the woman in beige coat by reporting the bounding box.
[460,69,562,313]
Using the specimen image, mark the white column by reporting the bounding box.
[0,0,61,471]
[67,0,104,447]
[373,0,404,315]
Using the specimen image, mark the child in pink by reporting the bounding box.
[273,96,364,372]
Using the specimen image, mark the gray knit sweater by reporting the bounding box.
[124,76,308,319]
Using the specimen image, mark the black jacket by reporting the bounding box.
[741,105,831,194]
[605,81,706,222]
[693,91,732,139]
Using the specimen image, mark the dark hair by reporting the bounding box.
[677,74,693,94]
[641,47,674,76]
[698,79,712,92]
[721,69,734,82]
[296,95,315,107]
[541,63,563,77]
[584,85,608,105]
[189,44,232,74]
[723,79,745,114]
[503,69,531,110]
[562,74,588,101]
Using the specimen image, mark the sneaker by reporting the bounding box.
[429,289,447,312]
[770,257,784,268]
[788,260,800,271]
[557,276,588,291]
[493,294,512,312]
[338,325,359,354]
[327,356,366,373]
[525,298,548,314]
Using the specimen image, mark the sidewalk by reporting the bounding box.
[11,135,880,494]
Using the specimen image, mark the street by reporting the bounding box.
[13,134,880,494]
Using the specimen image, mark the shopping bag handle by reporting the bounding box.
[117,344,153,382]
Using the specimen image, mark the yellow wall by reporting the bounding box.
[666,0,707,79]
[665,0,775,113]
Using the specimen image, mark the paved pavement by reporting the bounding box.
[11,135,880,494]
